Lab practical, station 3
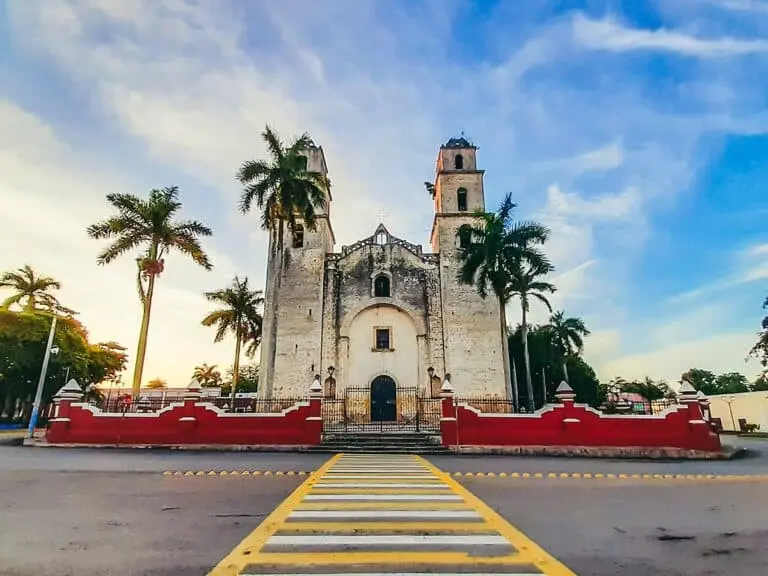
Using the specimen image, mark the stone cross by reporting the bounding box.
[375,209,389,224]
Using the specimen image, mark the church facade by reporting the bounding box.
[259,138,507,405]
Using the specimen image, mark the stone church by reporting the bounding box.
[259,137,506,411]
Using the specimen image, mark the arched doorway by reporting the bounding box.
[370,375,396,422]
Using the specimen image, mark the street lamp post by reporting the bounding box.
[27,315,58,439]
[723,396,737,432]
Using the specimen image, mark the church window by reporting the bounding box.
[373,274,391,297]
[457,188,468,212]
[374,327,391,350]
[297,155,308,171]
[458,224,472,248]
[454,154,464,170]
[292,225,304,248]
[375,231,387,245]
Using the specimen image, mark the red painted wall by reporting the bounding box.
[440,396,721,452]
[46,397,322,446]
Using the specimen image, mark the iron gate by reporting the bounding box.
[321,386,442,433]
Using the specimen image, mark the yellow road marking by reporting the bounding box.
[210,453,578,575]
[417,456,576,576]
[206,453,341,576]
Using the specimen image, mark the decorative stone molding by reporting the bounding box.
[54,379,82,401]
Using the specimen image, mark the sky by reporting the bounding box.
[1,0,766,388]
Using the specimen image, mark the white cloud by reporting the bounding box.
[0,99,246,386]
[572,14,768,56]
[3,0,766,390]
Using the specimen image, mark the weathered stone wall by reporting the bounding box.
[264,218,332,397]
[329,236,440,394]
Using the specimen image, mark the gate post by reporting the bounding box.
[306,375,324,445]
[439,375,457,449]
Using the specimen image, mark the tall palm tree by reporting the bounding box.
[201,276,264,409]
[192,363,222,388]
[545,311,590,384]
[87,186,213,399]
[0,265,62,312]
[508,262,556,411]
[237,125,330,249]
[457,193,551,408]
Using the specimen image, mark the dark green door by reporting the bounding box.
[370,376,396,422]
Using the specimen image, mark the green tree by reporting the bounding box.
[0,265,67,313]
[749,292,768,368]
[237,125,330,249]
[201,276,264,410]
[192,363,222,387]
[620,377,670,403]
[507,326,601,408]
[87,186,213,399]
[223,363,260,395]
[508,263,556,411]
[456,193,550,409]
[543,311,590,384]
[713,372,750,394]
[752,373,768,391]
[0,309,127,420]
[681,368,717,395]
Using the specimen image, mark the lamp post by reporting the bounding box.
[723,396,737,432]
[26,315,58,439]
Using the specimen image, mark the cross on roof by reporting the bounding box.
[374,208,389,224]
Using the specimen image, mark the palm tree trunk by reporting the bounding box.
[230,326,242,412]
[498,297,515,406]
[562,360,570,384]
[521,305,535,412]
[541,366,548,404]
[511,357,519,412]
[131,250,158,400]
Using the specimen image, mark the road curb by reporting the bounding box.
[451,471,768,482]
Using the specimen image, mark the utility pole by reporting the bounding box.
[27,315,58,439]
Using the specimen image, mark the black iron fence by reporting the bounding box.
[322,387,442,434]
[456,396,517,414]
[91,396,305,414]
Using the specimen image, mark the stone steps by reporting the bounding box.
[314,432,451,454]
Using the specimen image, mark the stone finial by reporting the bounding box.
[309,375,323,395]
[185,379,202,400]
[555,380,576,402]
[441,374,453,393]
[54,379,82,401]
[678,381,698,403]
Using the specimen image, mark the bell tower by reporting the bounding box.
[260,142,335,397]
[429,136,506,397]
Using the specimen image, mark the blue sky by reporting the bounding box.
[0,0,766,386]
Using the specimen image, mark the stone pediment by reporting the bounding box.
[328,225,438,265]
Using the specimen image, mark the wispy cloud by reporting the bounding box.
[2,0,767,385]
[572,14,768,56]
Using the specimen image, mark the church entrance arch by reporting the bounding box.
[370,375,397,422]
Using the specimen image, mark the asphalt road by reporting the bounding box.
[0,471,302,576]
[1,440,767,575]
[466,477,768,575]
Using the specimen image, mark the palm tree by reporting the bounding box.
[201,276,264,409]
[192,363,222,388]
[544,311,590,384]
[146,378,167,389]
[237,125,330,249]
[0,265,63,312]
[508,262,556,411]
[87,186,213,399]
[457,193,551,408]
